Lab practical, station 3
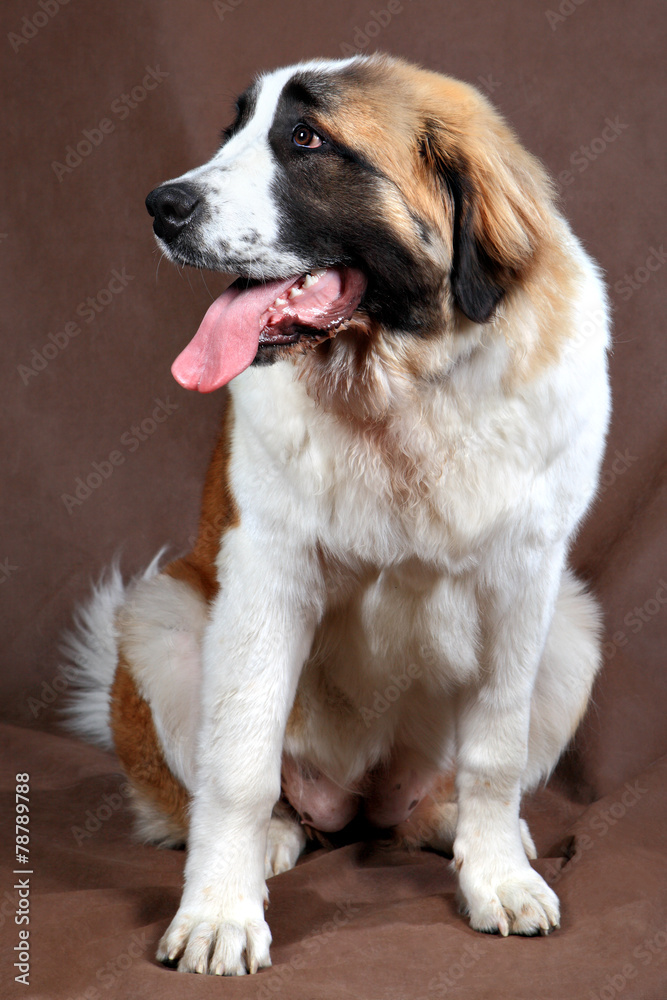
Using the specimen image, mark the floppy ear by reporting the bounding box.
[420,118,553,324]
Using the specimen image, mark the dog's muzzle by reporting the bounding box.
[146,183,200,242]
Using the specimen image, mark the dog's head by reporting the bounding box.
[147,55,555,392]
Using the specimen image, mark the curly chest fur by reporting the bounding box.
[231,347,569,574]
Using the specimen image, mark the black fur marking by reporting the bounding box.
[220,83,259,145]
[166,67,523,336]
[282,76,329,110]
[266,73,447,334]
[441,162,507,324]
[421,126,516,324]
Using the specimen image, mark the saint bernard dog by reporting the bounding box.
[65,54,611,975]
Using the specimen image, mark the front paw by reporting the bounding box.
[157,905,272,975]
[457,856,560,937]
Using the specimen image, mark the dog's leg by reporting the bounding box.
[156,529,320,975]
[394,775,537,859]
[111,568,307,872]
[398,567,600,873]
[453,551,566,936]
[522,568,602,791]
[110,569,207,848]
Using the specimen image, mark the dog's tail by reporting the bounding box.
[60,552,164,749]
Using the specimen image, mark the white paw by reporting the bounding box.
[265,812,306,878]
[157,907,272,975]
[457,857,560,937]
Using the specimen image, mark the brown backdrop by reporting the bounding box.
[1,1,666,997]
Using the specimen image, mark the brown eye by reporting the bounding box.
[292,124,323,148]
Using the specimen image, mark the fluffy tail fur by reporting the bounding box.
[60,553,164,749]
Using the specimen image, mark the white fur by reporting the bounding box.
[162,59,358,279]
[155,232,609,970]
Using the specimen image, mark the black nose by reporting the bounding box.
[145,183,200,242]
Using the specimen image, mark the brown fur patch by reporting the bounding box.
[500,245,580,386]
[110,655,190,837]
[314,56,579,379]
[163,391,239,599]
[109,393,239,835]
[284,690,305,742]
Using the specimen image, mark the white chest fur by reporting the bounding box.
[227,300,609,584]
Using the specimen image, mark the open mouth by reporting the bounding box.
[171,266,367,392]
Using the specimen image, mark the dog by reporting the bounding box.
[65,53,611,976]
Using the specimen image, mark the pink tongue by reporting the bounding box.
[171,276,297,392]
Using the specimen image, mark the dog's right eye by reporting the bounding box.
[293,124,323,149]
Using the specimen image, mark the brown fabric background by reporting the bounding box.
[1,1,665,997]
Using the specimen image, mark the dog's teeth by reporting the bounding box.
[288,286,304,299]
[274,297,287,306]
[312,268,327,278]
[302,273,318,288]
